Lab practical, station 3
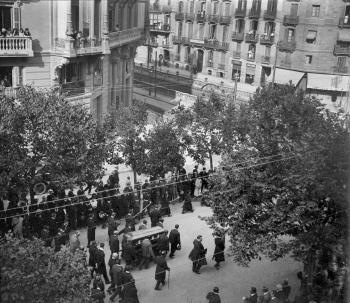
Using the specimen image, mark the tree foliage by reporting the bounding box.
[0,235,90,303]
[205,85,349,269]
[0,86,112,201]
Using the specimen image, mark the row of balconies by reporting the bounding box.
[172,36,229,51]
[0,37,33,57]
[232,32,274,45]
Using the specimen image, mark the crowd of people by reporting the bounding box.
[1,27,31,37]
[242,282,291,303]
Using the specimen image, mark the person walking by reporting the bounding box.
[189,235,207,274]
[182,192,194,213]
[157,230,169,256]
[154,251,170,290]
[123,238,137,268]
[213,232,225,269]
[88,241,98,278]
[109,230,120,255]
[206,287,221,303]
[87,213,96,245]
[109,258,124,302]
[138,238,155,270]
[95,243,110,284]
[91,273,105,303]
[150,205,161,227]
[169,224,181,258]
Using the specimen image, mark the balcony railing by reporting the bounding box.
[185,13,195,22]
[181,36,191,45]
[74,38,102,55]
[278,40,296,52]
[61,80,88,97]
[162,41,171,48]
[247,53,256,61]
[146,40,158,47]
[109,27,145,49]
[0,37,33,57]
[207,61,214,67]
[263,9,277,20]
[261,56,270,64]
[339,17,350,28]
[93,74,103,88]
[245,33,259,43]
[219,16,231,25]
[235,7,246,18]
[0,86,19,98]
[172,36,181,44]
[283,15,299,26]
[232,51,241,58]
[204,38,229,51]
[248,8,261,19]
[175,12,184,21]
[207,14,219,23]
[334,45,350,56]
[260,34,275,45]
[149,24,171,33]
[196,12,206,23]
[333,66,348,73]
[218,63,225,70]
[232,32,244,41]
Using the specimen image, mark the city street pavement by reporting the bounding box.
[78,200,302,303]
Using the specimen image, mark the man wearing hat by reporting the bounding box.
[109,230,120,255]
[156,218,164,228]
[243,287,258,303]
[87,212,96,245]
[95,243,110,284]
[189,235,207,274]
[109,256,124,300]
[154,251,170,290]
[169,224,181,258]
[259,286,271,303]
[206,287,221,303]
[157,230,169,256]
[138,219,148,230]
[150,205,161,227]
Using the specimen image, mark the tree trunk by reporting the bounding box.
[133,169,137,186]
[209,153,213,171]
[29,184,35,204]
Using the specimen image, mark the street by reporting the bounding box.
[78,200,302,303]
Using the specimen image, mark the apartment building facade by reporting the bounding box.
[136,0,350,109]
[0,0,148,122]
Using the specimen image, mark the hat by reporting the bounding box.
[175,224,179,228]
[125,265,132,271]
[113,230,118,235]
[262,286,268,292]
[100,243,104,248]
[112,253,119,259]
[143,220,147,224]
[250,287,257,294]
[159,218,164,222]
[213,287,219,293]
[197,235,202,239]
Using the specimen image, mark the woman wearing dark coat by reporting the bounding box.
[121,284,140,303]
[213,234,225,269]
[154,252,170,290]
[189,235,207,274]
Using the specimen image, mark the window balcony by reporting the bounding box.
[261,55,270,64]
[248,8,261,19]
[232,32,244,41]
[204,38,229,51]
[207,61,214,67]
[247,53,256,61]
[175,12,184,21]
[196,12,206,23]
[181,37,191,45]
[333,66,348,73]
[0,37,33,57]
[149,24,171,34]
[207,14,219,24]
[245,33,259,43]
[278,40,296,52]
[263,10,277,20]
[218,63,225,70]
[283,15,299,26]
[260,34,275,45]
[232,51,241,58]
[334,45,350,56]
[162,41,171,48]
[339,17,350,28]
[235,7,246,18]
[185,13,195,22]
[146,40,158,48]
[172,36,181,44]
[61,80,89,97]
[174,54,180,61]
[109,27,145,49]
[0,86,19,98]
[55,37,103,57]
[219,16,231,25]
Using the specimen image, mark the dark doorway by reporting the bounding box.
[197,49,204,72]
[0,6,11,29]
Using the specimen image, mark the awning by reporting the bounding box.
[307,73,350,92]
[246,64,256,75]
[306,31,317,40]
[274,68,305,85]
[338,30,350,42]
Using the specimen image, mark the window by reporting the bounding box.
[236,42,242,52]
[264,21,275,36]
[305,55,312,64]
[337,56,346,68]
[188,22,193,38]
[222,25,228,41]
[236,19,245,33]
[190,1,194,13]
[287,28,295,42]
[290,3,298,16]
[232,61,241,81]
[208,50,214,62]
[265,46,271,57]
[177,44,181,55]
[311,5,320,17]
[344,6,350,25]
[306,30,317,44]
[218,72,224,78]
[209,24,216,39]
[199,24,204,38]
[224,3,230,16]
[200,2,205,12]
[250,20,258,33]
[179,1,183,13]
[213,1,218,14]
[245,64,255,84]
[178,22,183,36]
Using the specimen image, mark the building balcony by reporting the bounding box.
[0,37,33,57]
[232,51,241,58]
[263,10,277,20]
[245,33,259,43]
[172,36,181,44]
[204,38,229,51]
[207,14,219,24]
[219,16,231,25]
[162,5,172,14]
[278,40,296,52]
[181,37,191,45]
[235,8,246,18]
[0,86,19,98]
[260,34,275,45]
[339,17,350,28]
[232,32,244,41]
[54,37,103,57]
[247,53,256,61]
[207,61,214,67]
[61,80,89,97]
[149,4,162,14]
[175,12,184,21]
[109,27,145,49]
[248,8,261,19]
[334,45,350,56]
[333,66,348,73]
[196,12,206,23]
[218,63,225,70]
[146,40,158,48]
[185,13,195,22]
[261,55,270,64]
[162,41,171,48]
[149,24,171,34]
[283,15,299,26]
[174,54,180,61]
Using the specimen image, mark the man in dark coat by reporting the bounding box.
[213,233,225,269]
[109,258,124,301]
[125,212,136,231]
[89,241,98,278]
[182,192,194,213]
[206,287,221,303]
[150,206,161,227]
[189,235,207,274]
[107,212,119,236]
[156,230,169,256]
[122,283,140,303]
[120,266,135,301]
[109,230,120,255]
[138,219,147,230]
[95,243,110,284]
[154,251,170,290]
[123,239,137,267]
[169,224,181,258]
[87,213,96,245]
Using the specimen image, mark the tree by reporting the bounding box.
[204,85,349,275]
[0,235,91,303]
[109,100,149,183]
[173,92,231,170]
[0,86,112,202]
[144,121,186,177]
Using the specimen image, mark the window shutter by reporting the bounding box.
[13,6,21,29]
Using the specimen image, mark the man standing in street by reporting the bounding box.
[109,230,120,255]
[150,205,161,227]
[138,238,155,270]
[138,219,148,230]
[95,243,110,284]
[206,287,221,303]
[169,224,181,258]
[154,251,170,290]
[109,258,124,302]
[189,235,207,274]
[87,213,96,246]
[157,230,169,256]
